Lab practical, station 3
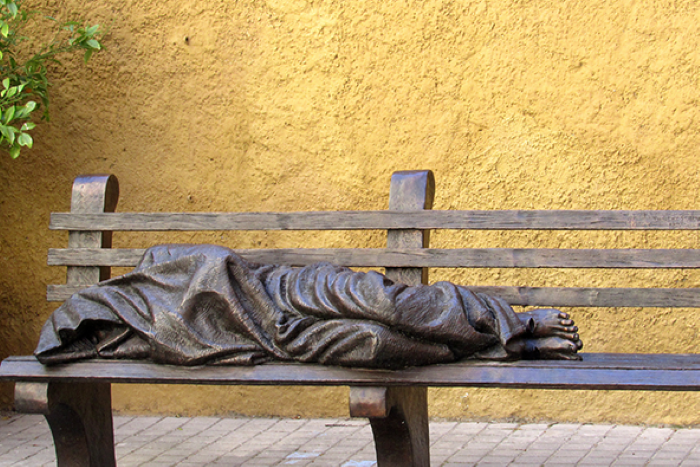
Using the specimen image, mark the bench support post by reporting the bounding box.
[15,382,116,467]
[15,175,120,466]
[67,174,119,285]
[349,386,429,466]
[349,170,435,467]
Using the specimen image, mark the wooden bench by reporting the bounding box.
[3,169,700,467]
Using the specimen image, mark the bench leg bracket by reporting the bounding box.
[350,386,429,467]
[15,381,116,467]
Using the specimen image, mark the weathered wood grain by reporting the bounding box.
[4,355,700,390]
[464,286,700,307]
[50,210,700,231]
[47,247,700,269]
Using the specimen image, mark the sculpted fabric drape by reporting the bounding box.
[36,245,526,368]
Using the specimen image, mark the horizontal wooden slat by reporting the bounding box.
[50,210,700,231]
[48,247,700,269]
[3,354,700,390]
[465,286,700,307]
[46,284,700,307]
[49,248,147,266]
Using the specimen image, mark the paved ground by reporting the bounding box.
[1,413,700,466]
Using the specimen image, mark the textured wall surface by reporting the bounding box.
[1,0,699,424]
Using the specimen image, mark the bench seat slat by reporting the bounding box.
[46,284,700,307]
[48,247,700,269]
[50,210,700,231]
[2,355,700,390]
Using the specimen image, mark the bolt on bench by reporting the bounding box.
[3,170,700,466]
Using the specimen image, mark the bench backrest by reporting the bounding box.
[47,171,700,309]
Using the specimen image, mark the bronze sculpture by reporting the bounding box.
[36,244,582,367]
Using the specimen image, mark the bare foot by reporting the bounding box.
[506,308,583,360]
[523,336,584,360]
[518,309,579,341]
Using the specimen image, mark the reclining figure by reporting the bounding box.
[36,244,582,367]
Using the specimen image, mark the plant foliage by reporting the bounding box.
[0,0,103,158]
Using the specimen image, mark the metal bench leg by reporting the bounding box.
[15,381,116,467]
[350,386,430,467]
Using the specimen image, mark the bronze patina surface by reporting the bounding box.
[36,244,581,367]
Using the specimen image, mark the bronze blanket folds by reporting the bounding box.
[36,245,526,368]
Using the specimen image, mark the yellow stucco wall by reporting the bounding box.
[1,0,699,424]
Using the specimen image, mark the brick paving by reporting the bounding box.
[1,413,700,466]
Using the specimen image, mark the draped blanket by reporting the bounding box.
[36,245,526,368]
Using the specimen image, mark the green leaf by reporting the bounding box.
[17,132,32,147]
[5,105,15,122]
[0,125,10,141]
[0,125,16,144]
[1,6,106,160]
[5,105,15,123]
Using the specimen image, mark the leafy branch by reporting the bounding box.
[0,0,103,158]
